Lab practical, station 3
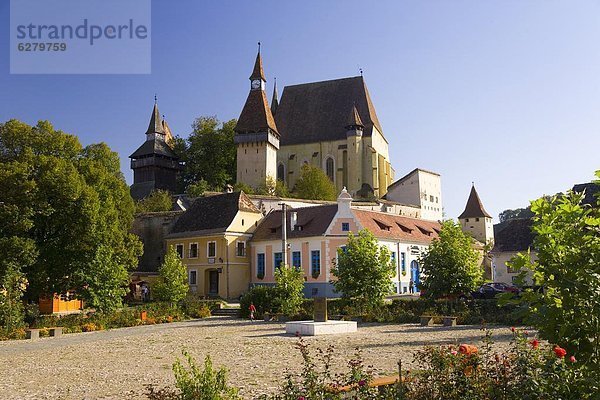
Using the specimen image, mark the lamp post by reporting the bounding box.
[279,202,287,268]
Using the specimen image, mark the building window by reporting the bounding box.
[292,251,301,269]
[391,251,397,265]
[311,250,321,277]
[236,241,246,257]
[175,244,184,258]
[342,222,350,232]
[274,252,283,270]
[189,270,197,285]
[465,218,469,222]
[189,243,198,258]
[277,163,285,183]
[325,157,334,182]
[207,241,216,258]
[476,218,480,222]
[430,195,434,202]
[401,252,406,274]
[257,253,265,279]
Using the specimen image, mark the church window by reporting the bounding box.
[342,151,348,188]
[277,164,285,182]
[325,157,334,182]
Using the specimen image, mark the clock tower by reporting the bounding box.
[234,44,280,189]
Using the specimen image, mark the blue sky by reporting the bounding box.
[1,1,599,220]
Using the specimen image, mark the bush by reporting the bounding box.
[274,265,305,316]
[180,295,219,319]
[239,285,280,319]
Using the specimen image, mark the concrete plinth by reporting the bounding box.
[285,320,357,336]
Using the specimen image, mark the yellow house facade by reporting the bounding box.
[165,192,263,299]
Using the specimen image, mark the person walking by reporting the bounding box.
[409,279,414,294]
[249,302,256,322]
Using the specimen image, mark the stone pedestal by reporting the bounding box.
[285,320,357,336]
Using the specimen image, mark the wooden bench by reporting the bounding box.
[443,316,457,327]
[328,374,403,393]
[25,328,40,340]
[420,315,435,326]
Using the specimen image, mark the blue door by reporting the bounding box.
[410,260,420,293]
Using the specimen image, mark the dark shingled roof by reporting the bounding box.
[129,138,178,159]
[346,104,364,128]
[274,76,385,146]
[169,192,260,236]
[572,182,599,207]
[235,89,279,134]
[253,205,338,241]
[146,103,165,135]
[458,185,492,219]
[250,51,266,81]
[492,218,534,252]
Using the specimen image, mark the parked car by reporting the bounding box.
[471,282,520,299]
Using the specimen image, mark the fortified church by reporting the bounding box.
[128,45,495,299]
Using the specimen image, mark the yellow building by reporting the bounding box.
[165,191,262,299]
[235,49,394,198]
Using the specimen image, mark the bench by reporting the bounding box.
[328,374,403,393]
[420,315,435,326]
[443,316,457,327]
[25,328,40,340]
[49,327,63,337]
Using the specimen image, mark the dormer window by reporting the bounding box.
[373,219,391,231]
[416,226,432,236]
[396,223,412,233]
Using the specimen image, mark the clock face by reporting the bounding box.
[251,79,261,89]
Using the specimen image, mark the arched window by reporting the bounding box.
[277,163,285,183]
[325,157,334,182]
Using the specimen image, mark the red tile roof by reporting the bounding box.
[352,209,441,244]
[458,185,491,219]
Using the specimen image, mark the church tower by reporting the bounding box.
[234,45,280,189]
[458,185,494,245]
[129,101,183,200]
[345,104,365,197]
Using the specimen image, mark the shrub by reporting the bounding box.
[239,285,280,319]
[173,350,240,400]
[274,265,305,316]
[153,246,188,304]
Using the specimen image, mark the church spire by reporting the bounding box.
[250,42,266,81]
[146,102,165,135]
[271,77,279,115]
[458,184,492,219]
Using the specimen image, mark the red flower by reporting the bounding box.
[529,339,539,349]
[553,346,567,358]
[570,355,576,363]
[358,380,366,387]
[511,327,516,333]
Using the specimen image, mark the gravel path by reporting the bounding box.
[0,317,516,399]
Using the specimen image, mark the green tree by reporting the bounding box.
[176,117,237,192]
[135,189,173,213]
[293,164,337,201]
[154,246,189,304]
[0,119,142,305]
[0,264,28,333]
[506,172,600,367]
[419,220,482,299]
[256,176,291,198]
[274,265,305,316]
[498,207,534,223]
[186,179,209,197]
[232,182,254,195]
[332,230,394,312]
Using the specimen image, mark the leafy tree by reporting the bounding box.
[0,264,28,333]
[176,117,237,192]
[274,265,305,315]
[506,172,600,367]
[135,189,173,213]
[498,207,534,223]
[419,220,482,299]
[186,179,209,197]
[154,246,188,304]
[232,182,254,194]
[78,245,130,313]
[332,230,394,312]
[0,120,142,305]
[256,177,291,198]
[293,164,337,201]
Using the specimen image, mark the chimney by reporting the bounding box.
[290,211,298,231]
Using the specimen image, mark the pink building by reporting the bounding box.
[250,189,442,297]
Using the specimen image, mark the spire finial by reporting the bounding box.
[472,181,474,187]
[359,68,363,77]
[258,41,261,53]
[154,94,157,104]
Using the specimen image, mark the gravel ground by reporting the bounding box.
[0,317,516,399]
